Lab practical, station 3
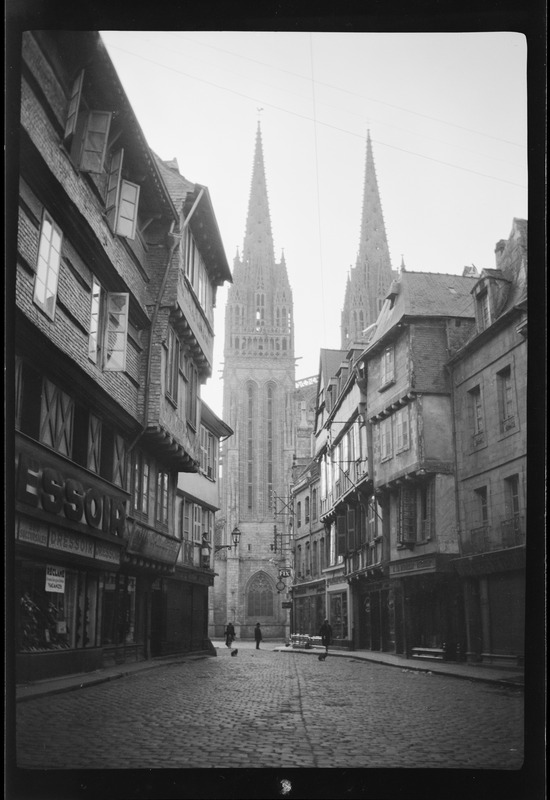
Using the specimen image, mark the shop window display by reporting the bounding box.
[17,561,99,652]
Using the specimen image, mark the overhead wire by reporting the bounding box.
[103,40,527,190]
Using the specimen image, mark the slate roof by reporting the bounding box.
[366,271,477,350]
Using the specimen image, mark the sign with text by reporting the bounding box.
[45,565,65,593]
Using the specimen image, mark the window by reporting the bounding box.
[105,150,140,240]
[193,503,202,543]
[398,485,416,545]
[156,470,169,525]
[183,228,212,316]
[380,417,392,461]
[497,365,516,434]
[247,573,274,617]
[468,384,485,447]
[33,211,62,319]
[266,384,274,510]
[296,501,302,528]
[133,451,150,516]
[476,290,491,330]
[474,486,489,525]
[312,488,318,521]
[185,357,198,427]
[64,70,112,175]
[200,426,216,479]
[395,406,409,452]
[419,480,434,540]
[165,328,180,403]
[381,345,395,386]
[89,280,129,372]
[305,496,310,524]
[504,474,520,519]
[39,379,73,456]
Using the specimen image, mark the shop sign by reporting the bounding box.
[389,556,436,577]
[18,518,48,547]
[94,541,121,565]
[16,450,127,537]
[45,565,65,593]
[279,568,292,578]
[282,601,293,608]
[125,521,180,564]
[49,528,95,558]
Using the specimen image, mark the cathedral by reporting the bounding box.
[211,123,297,640]
[340,130,397,349]
[211,126,397,641]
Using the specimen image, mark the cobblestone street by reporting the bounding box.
[16,646,524,771]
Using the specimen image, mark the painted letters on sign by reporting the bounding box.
[45,565,65,593]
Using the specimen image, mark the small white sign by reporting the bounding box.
[45,565,65,593]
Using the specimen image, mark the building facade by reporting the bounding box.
[212,123,296,640]
[449,219,527,666]
[14,31,231,682]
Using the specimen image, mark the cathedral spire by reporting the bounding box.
[340,130,394,348]
[242,121,275,272]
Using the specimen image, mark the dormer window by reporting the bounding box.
[477,289,491,330]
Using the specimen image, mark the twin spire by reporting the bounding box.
[341,130,394,348]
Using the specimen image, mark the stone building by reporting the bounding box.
[212,123,296,641]
[14,31,231,681]
[448,219,527,665]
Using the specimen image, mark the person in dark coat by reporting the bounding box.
[254,622,263,649]
[225,622,235,648]
[319,619,332,654]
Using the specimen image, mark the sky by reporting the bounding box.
[100,31,528,418]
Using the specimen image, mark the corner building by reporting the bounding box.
[213,123,295,640]
[14,31,231,682]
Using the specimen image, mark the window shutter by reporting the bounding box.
[116,180,140,240]
[346,505,356,551]
[105,149,124,231]
[80,110,112,173]
[336,513,347,557]
[103,293,129,372]
[399,486,416,543]
[64,70,84,141]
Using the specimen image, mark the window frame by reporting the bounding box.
[33,210,63,320]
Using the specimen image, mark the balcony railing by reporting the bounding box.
[460,516,525,555]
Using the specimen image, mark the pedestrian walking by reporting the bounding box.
[254,622,263,649]
[319,618,332,654]
[225,622,235,648]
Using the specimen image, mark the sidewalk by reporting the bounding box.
[276,643,525,689]
[15,640,523,703]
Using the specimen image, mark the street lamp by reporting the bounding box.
[214,525,242,553]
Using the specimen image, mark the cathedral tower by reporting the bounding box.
[212,122,295,640]
[341,131,396,348]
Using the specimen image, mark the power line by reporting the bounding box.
[104,41,527,190]
[161,31,526,149]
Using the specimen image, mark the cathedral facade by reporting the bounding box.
[211,124,296,641]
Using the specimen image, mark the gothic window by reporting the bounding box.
[247,572,274,617]
[246,383,256,511]
[266,384,274,510]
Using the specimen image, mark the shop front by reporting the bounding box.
[292,581,326,638]
[352,572,402,653]
[15,437,130,682]
[389,554,464,661]
[453,547,525,666]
